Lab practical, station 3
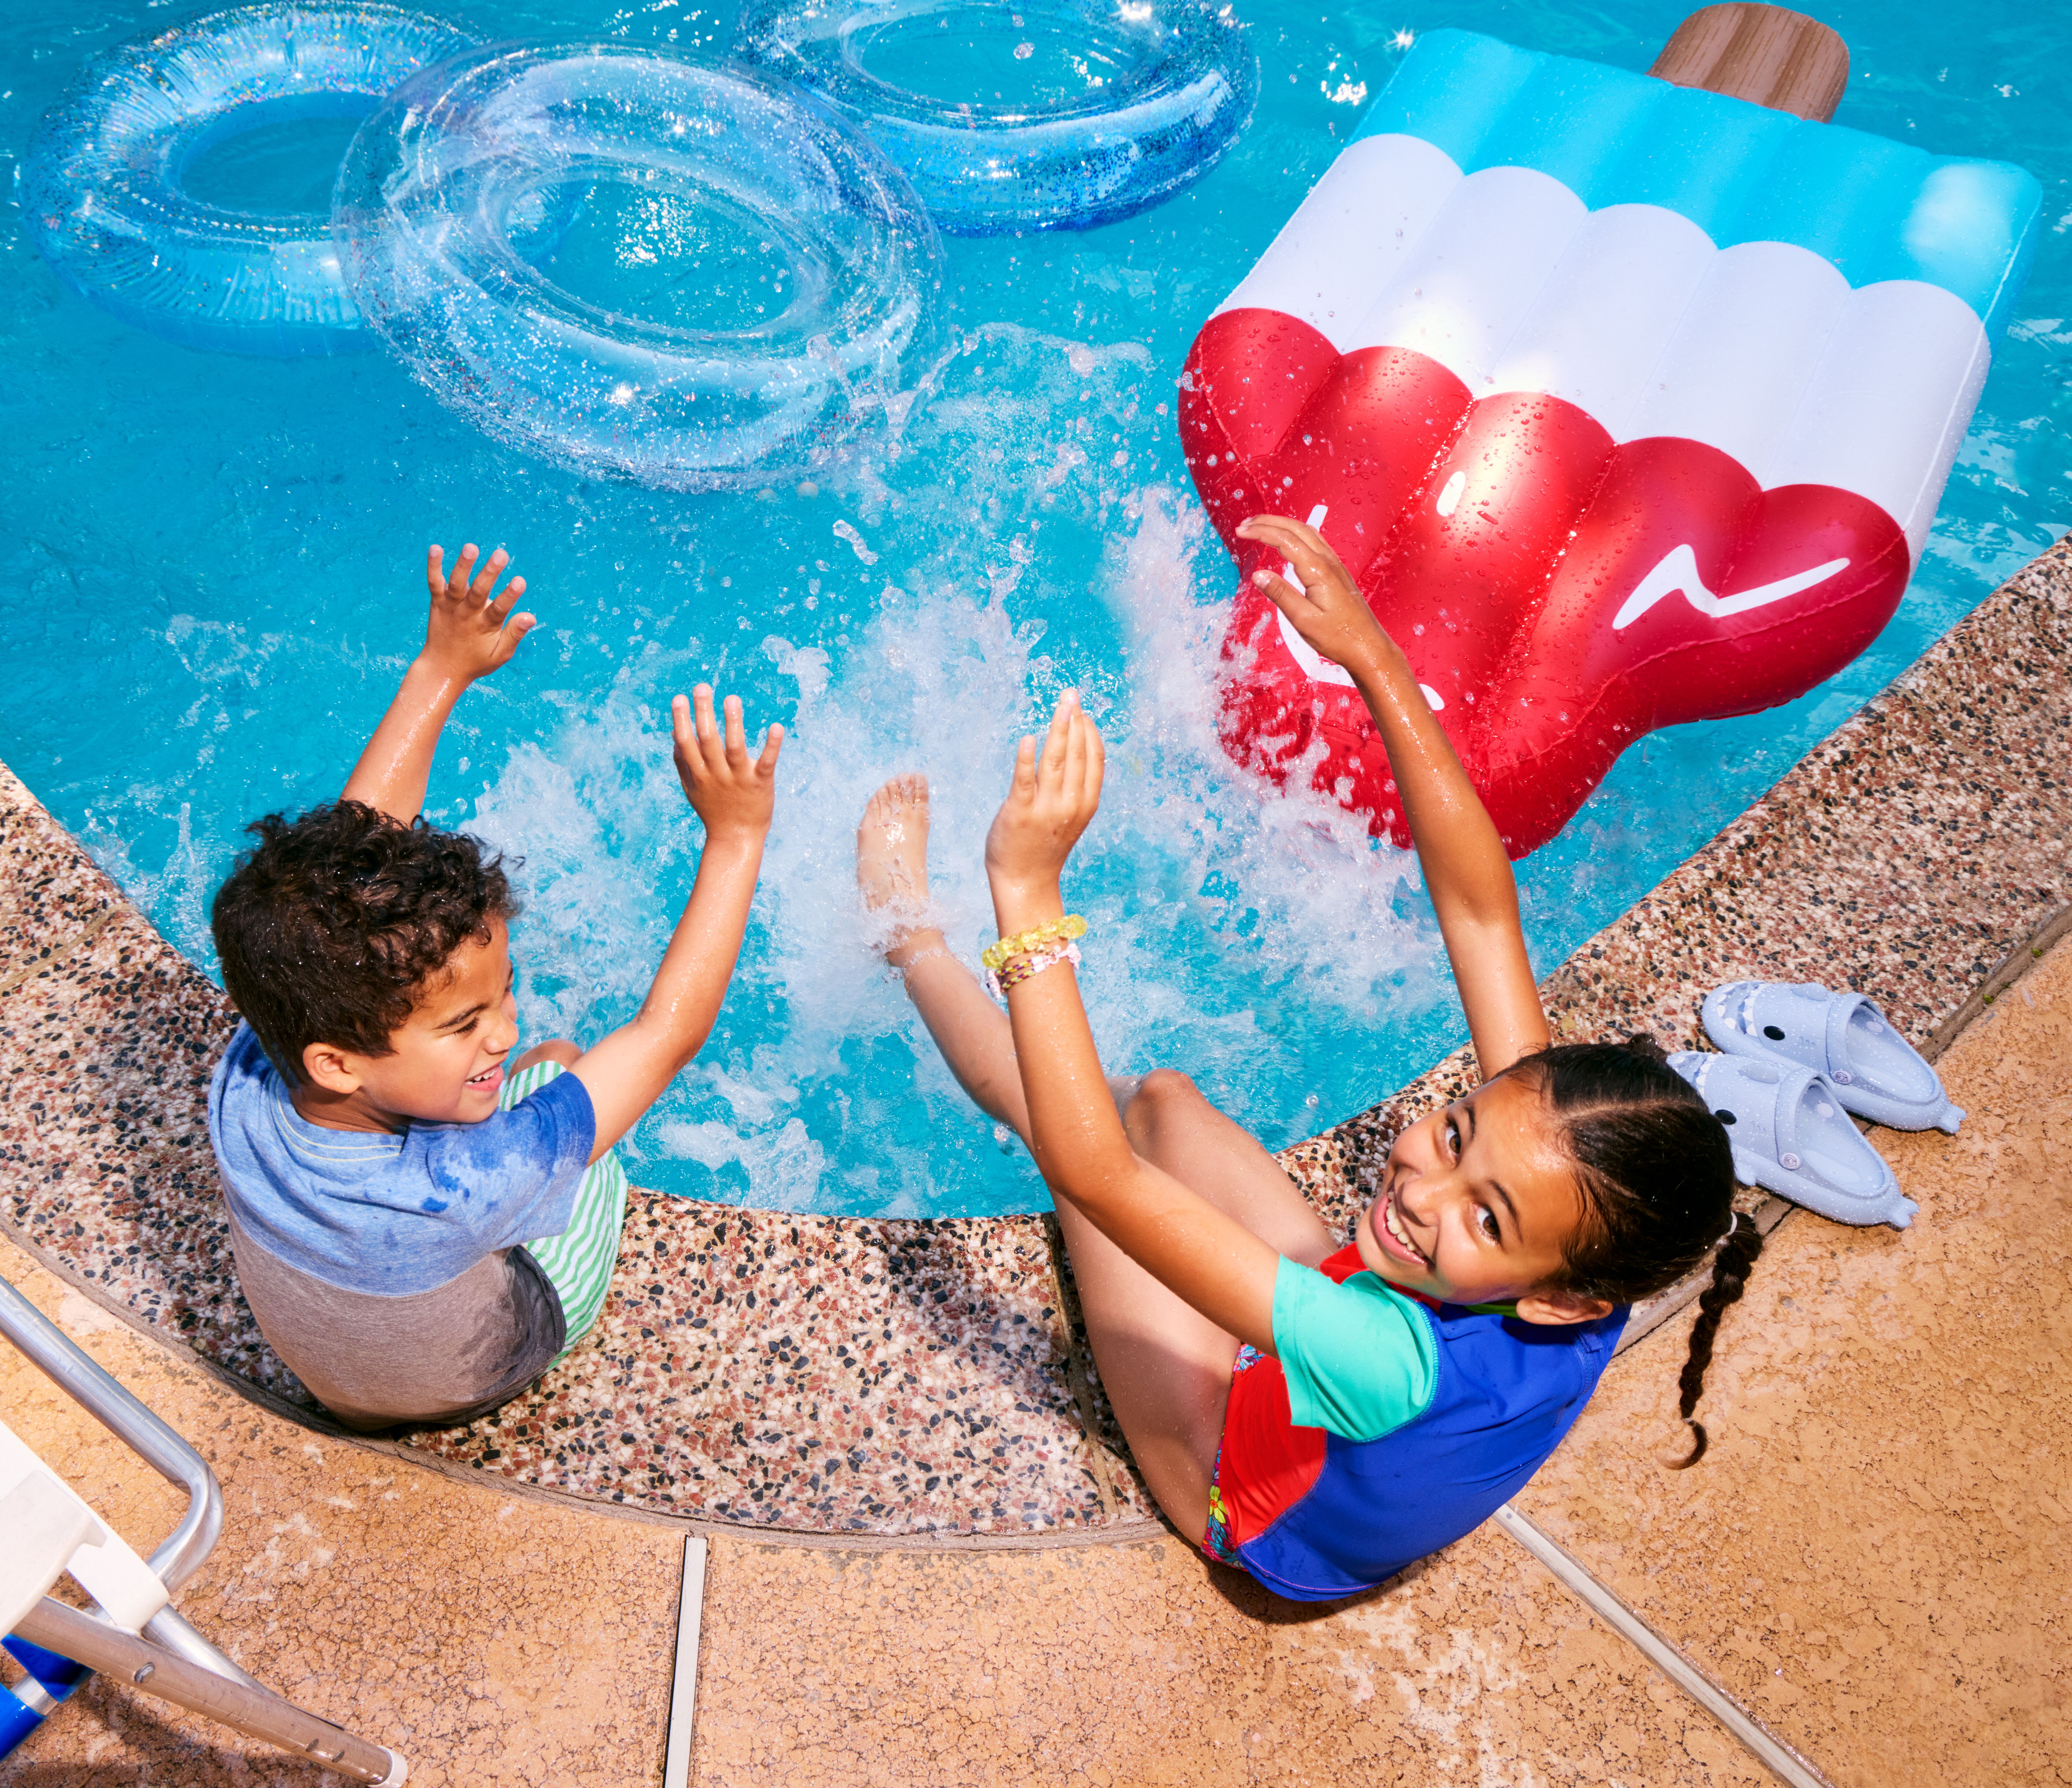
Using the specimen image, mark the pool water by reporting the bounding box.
[1,0,2066,1217]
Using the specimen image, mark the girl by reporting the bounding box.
[856,515,1759,1602]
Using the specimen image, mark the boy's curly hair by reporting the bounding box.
[210,801,517,1084]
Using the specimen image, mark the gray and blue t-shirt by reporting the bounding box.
[207,1022,595,1430]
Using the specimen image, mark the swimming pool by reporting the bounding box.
[2,0,2065,1217]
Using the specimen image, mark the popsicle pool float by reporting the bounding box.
[1181,15,2041,858]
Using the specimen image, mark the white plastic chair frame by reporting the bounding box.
[0,1271,407,1784]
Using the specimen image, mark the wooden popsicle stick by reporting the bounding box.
[1650,3,1851,123]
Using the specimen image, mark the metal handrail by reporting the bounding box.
[0,1274,221,1594]
[1,1270,404,1777]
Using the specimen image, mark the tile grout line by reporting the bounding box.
[1493,1505,1835,1788]
[662,1535,708,1788]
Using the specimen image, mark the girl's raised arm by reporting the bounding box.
[1236,515,1549,1080]
[985,695,1284,1352]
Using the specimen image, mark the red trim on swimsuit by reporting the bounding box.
[1215,1242,1404,1549]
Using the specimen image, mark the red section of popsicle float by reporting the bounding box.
[1179,17,2038,857]
[1182,318,1909,855]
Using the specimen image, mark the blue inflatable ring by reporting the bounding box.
[21,4,473,356]
[735,0,1257,234]
[334,43,945,492]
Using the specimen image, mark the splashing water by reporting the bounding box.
[465,386,1452,1214]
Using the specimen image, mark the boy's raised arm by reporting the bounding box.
[568,686,783,1162]
[1235,514,1549,1080]
[342,542,536,824]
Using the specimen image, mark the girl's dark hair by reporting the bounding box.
[1504,1035,1755,1468]
[211,800,516,1084]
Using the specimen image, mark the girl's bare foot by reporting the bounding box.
[857,774,939,968]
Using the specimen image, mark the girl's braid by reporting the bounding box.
[1670,1218,1766,1468]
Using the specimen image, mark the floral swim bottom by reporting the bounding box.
[1201,1343,1268,1566]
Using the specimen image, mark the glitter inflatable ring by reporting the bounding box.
[734,0,1257,235]
[21,3,473,356]
[334,43,946,491]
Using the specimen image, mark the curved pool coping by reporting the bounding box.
[2,532,2067,1548]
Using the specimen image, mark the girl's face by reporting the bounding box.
[1355,1072,1613,1325]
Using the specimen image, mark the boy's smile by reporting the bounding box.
[1353,1072,1611,1325]
[293,919,521,1132]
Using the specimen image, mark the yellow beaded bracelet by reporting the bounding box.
[980,914,1088,973]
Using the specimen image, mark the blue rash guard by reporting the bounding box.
[1203,1243,1626,1601]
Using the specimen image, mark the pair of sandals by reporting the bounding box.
[1669,983,1963,1230]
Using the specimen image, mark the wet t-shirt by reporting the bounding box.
[207,1023,594,1429]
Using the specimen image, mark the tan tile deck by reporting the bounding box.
[8,930,2070,1785]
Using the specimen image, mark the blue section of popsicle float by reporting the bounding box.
[1353,30,2040,333]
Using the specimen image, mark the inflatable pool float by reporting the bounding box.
[21,3,472,356]
[734,0,1255,233]
[335,43,944,492]
[1181,9,2040,858]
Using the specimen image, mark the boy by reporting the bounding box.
[207,540,781,1430]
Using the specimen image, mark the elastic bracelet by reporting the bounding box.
[980,914,1088,973]
[983,939,1081,1001]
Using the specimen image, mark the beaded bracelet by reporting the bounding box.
[984,939,1081,1002]
[980,914,1088,973]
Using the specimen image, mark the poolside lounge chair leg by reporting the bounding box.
[13,1597,407,1785]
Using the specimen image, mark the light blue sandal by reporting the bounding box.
[1670,1051,1918,1229]
[1701,981,1963,1134]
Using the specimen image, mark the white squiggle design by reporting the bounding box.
[1611,543,1851,632]
[1272,503,1445,709]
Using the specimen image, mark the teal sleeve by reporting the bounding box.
[1271,1258,1440,1441]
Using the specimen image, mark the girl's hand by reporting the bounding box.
[673,685,784,843]
[1236,514,1393,677]
[985,692,1104,899]
[421,542,536,682]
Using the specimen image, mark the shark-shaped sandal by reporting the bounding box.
[1701,981,1963,1134]
[1670,1051,1918,1229]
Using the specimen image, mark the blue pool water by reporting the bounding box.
[1,0,2066,1217]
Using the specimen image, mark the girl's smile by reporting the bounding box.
[1355,1072,1610,1324]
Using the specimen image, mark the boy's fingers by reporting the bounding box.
[470,547,509,602]
[488,574,526,620]
[1081,714,1106,807]
[451,544,479,595]
[723,694,747,763]
[692,684,720,750]
[426,544,445,596]
[504,612,536,644]
[1011,734,1038,797]
[755,722,785,773]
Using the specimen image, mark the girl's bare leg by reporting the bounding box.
[860,778,1338,1540]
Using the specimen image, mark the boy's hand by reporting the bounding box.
[985,691,1105,896]
[1236,514,1393,676]
[421,542,535,683]
[672,685,783,842]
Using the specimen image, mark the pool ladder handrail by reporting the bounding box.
[0,1271,408,1784]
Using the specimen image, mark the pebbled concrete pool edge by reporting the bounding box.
[0,533,2067,1546]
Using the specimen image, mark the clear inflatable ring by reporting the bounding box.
[21,4,473,356]
[334,43,946,492]
[735,0,1257,234]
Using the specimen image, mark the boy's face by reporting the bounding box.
[1353,1072,1611,1325]
[299,919,520,1128]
